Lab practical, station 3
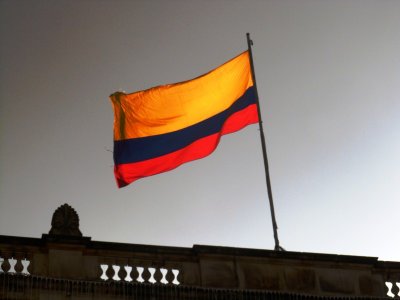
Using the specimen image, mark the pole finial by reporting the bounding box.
[246,32,253,46]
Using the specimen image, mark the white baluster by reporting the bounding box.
[160,268,168,284]
[148,267,156,284]
[100,264,109,280]
[0,257,4,273]
[172,269,180,285]
[124,266,133,282]
[8,258,17,274]
[21,258,30,275]
[395,282,400,297]
[136,267,144,283]
[112,265,121,281]
[386,282,395,298]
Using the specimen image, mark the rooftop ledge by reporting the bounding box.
[0,233,395,265]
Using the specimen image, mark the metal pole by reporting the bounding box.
[246,33,283,251]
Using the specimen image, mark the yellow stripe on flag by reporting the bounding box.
[110,51,253,141]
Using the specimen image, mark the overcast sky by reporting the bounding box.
[1,0,399,262]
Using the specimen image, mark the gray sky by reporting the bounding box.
[1,0,399,261]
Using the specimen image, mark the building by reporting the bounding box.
[1,204,399,299]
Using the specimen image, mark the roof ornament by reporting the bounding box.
[49,203,82,237]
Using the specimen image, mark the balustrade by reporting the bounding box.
[386,281,400,298]
[0,256,31,276]
[99,264,180,285]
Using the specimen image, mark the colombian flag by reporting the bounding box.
[110,51,259,188]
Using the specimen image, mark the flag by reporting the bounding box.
[110,51,259,188]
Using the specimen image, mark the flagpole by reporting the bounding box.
[246,33,283,251]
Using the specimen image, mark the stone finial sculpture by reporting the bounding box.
[49,203,82,237]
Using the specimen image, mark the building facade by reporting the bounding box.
[1,204,399,299]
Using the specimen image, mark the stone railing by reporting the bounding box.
[99,264,181,284]
[385,281,400,298]
[1,234,399,298]
[0,256,31,275]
